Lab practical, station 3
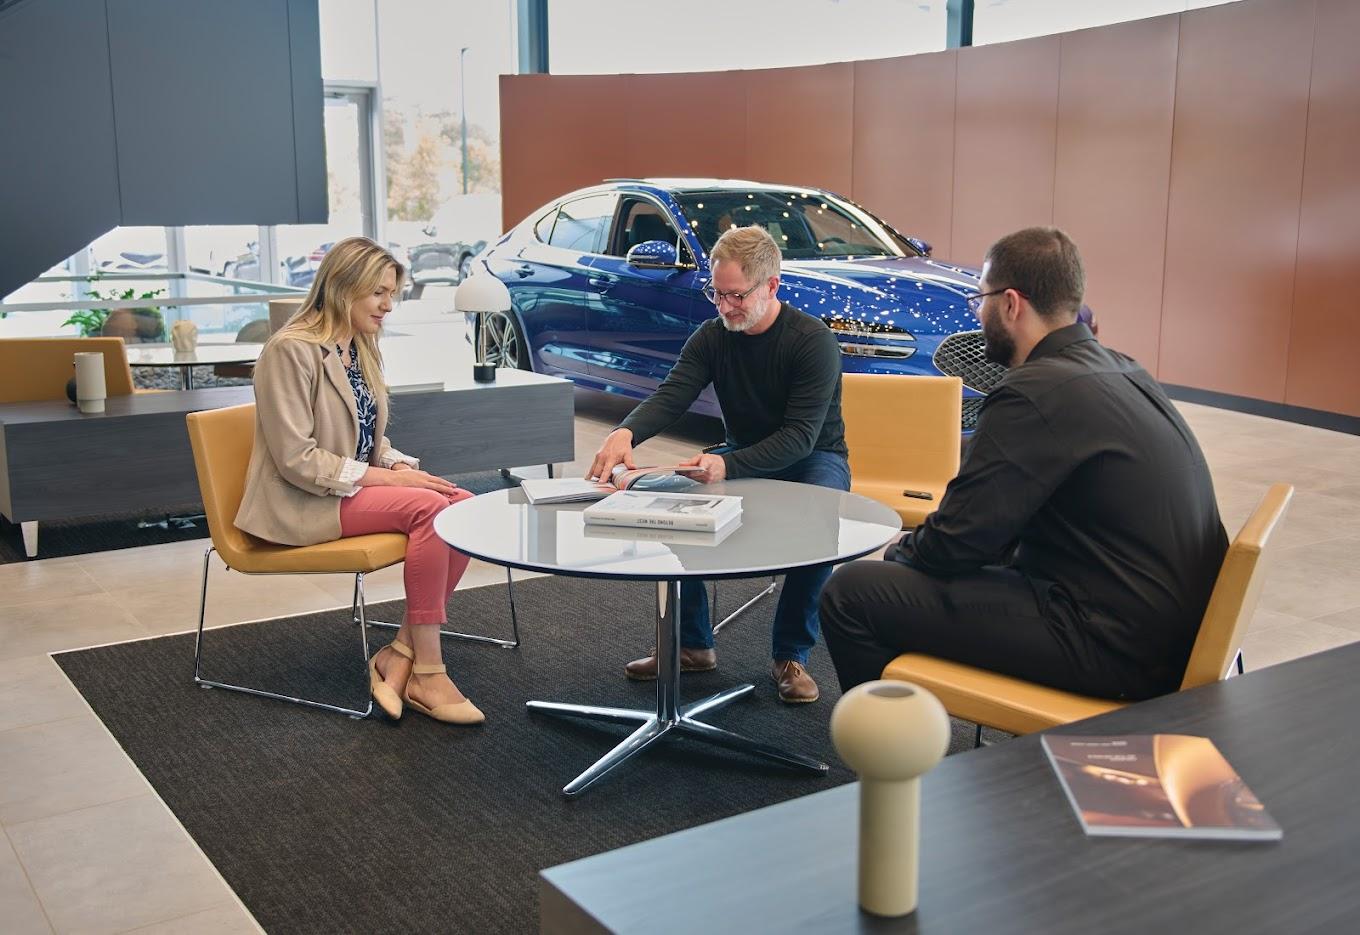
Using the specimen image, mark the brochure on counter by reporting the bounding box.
[521,464,704,505]
[1042,734,1281,841]
[583,490,742,533]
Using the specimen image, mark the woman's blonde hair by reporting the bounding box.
[273,236,405,399]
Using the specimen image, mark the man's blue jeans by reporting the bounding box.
[680,449,852,664]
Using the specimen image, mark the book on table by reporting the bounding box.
[583,490,742,533]
[1042,734,1282,841]
[583,517,741,547]
[520,464,704,505]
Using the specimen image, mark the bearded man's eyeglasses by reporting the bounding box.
[965,287,1027,315]
[703,281,763,307]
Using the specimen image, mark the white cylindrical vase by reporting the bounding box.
[73,351,107,414]
[830,679,950,918]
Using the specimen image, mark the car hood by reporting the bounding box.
[778,255,981,335]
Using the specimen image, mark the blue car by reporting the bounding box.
[472,179,1005,430]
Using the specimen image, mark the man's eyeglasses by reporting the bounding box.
[702,281,763,307]
[965,287,1025,315]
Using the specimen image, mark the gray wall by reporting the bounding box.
[0,0,327,296]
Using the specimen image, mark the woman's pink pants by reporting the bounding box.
[339,485,474,625]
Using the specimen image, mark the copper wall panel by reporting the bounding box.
[1285,0,1360,417]
[851,52,957,261]
[1054,15,1179,372]
[499,75,634,230]
[622,72,748,181]
[951,35,1061,268]
[1158,0,1316,401]
[743,63,854,196]
[497,0,1360,420]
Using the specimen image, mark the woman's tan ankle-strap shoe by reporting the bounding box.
[404,664,485,725]
[369,640,414,720]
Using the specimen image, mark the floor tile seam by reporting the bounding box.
[0,823,57,934]
[2,790,153,834]
[0,712,91,740]
[0,563,112,611]
[1299,602,1360,624]
[1270,534,1360,561]
[20,665,265,930]
[114,899,262,935]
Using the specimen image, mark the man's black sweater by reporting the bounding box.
[619,303,847,478]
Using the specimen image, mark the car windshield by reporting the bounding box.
[673,190,905,260]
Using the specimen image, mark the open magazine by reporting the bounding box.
[520,464,703,505]
[1042,734,1281,841]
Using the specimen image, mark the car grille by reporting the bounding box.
[961,396,985,432]
[933,331,1006,395]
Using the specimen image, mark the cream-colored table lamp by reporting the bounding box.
[830,679,950,917]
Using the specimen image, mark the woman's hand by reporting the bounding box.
[390,461,415,472]
[361,466,459,495]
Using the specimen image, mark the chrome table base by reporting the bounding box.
[527,578,829,796]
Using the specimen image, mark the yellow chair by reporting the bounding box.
[187,403,523,718]
[842,373,963,528]
[882,483,1294,737]
[0,336,139,403]
[186,403,407,717]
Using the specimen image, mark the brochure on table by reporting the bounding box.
[521,464,703,505]
[1042,734,1281,841]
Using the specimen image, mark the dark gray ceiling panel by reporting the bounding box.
[287,0,328,223]
[0,0,122,296]
[106,0,302,225]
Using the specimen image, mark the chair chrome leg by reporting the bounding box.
[192,548,374,719]
[712,576,778,634]
[973,723,984,749]
[366,566,521,649]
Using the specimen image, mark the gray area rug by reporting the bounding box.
[55,575,1007,934]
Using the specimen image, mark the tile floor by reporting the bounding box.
[1,386,1355,933]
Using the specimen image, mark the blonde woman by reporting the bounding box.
[235,236,483,725]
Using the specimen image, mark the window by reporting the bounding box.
[673,190,903,260]
[533,208,559,243]
[86,227,168,274]
[184,226,259,279]
[973,0,1246,46]
[377,0,516,297]
[550,0,948,73]
[547,194,617,254]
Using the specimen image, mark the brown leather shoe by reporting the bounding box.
[624,647,717,681]
[772,660,819,703]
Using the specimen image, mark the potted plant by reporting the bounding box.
[65,273,167,342]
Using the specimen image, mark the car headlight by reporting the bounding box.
[824,319,917,359]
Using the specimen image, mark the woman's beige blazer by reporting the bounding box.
[235,336,400,547]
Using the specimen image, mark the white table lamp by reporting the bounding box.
[454,269,512,383]
[830,679,951,918]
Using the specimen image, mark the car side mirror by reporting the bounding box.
[906,237,932,257]
[626,240,682,269]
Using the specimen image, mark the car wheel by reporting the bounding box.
[458,253,473,282]
[478,309,531,371]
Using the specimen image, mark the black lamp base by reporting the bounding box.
[472,362,498,383]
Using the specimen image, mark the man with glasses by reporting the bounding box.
[587,225,848,703]
[820,227,1227,702]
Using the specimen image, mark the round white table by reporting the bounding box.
[433,478,902,796]
[125,342,265,389]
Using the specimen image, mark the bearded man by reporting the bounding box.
[819,227,1227,702]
